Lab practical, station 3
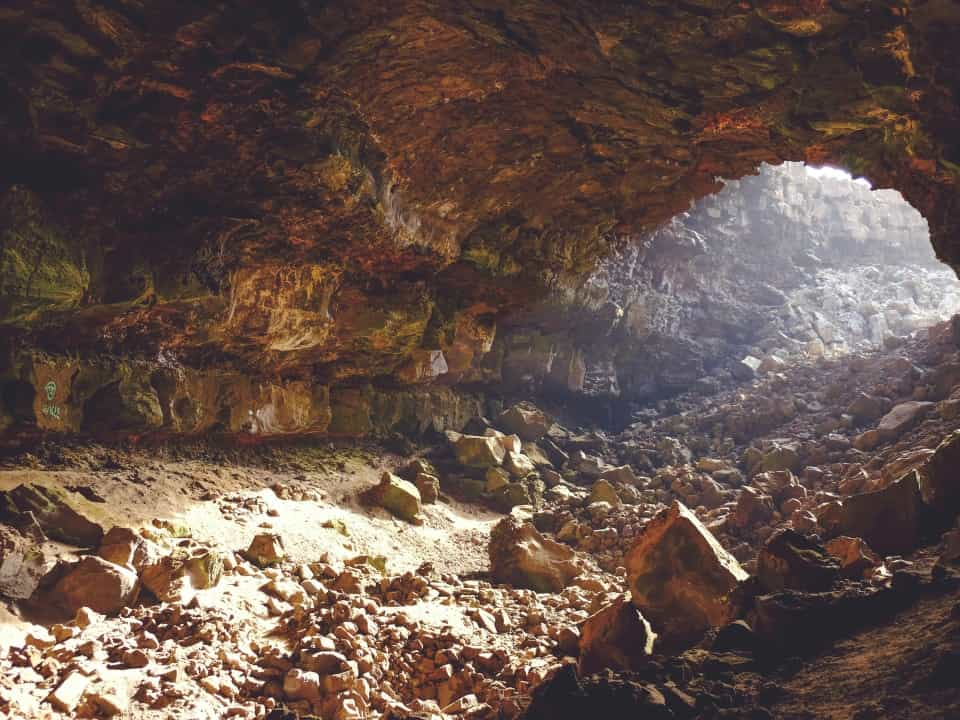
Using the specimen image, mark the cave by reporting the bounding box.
[2,2,960,719]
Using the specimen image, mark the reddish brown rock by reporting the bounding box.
[488,515,581,593]
[625,501,748,649]
[52,556,139,615]
[840,471,923,556]
[578,596,656,675]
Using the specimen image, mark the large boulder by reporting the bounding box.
[920,431,960,514]
[0,525,51,599]
[365,472,422,523]
[840,471,923,556]
[625,501,748,649]
[452,435,506,468]
[578,596,657,675]
[757,529,840,593]
[52,556,139,615]
[498,404,552,441]
[876,401,934,441]
[0,483,104,547]
[488,515,581,592]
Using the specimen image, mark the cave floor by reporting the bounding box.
[3,321,960,718]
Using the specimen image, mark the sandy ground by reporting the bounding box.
[0,442,501,661]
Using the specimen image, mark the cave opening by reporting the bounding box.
[540,161,960,432]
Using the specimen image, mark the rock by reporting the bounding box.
[0,483,104,546]
[757,529,840,592]
[852,430,883,452]
[732,355,762,381]
[244,533,285,567]
[841,471,923,556]
[729,487,775,531]
[712,620,757,653]
[485,428,522,454]
[598,465,640,486]
[498,403,551,441]
[569,450,608,479]
[825,536,882,579]
[521,442,554,468]
[625,501,749,649]
[98,526,156,569]
[366,472,422,523]
[494,481,534,510]
[920,431,960,515]
[52,556,139,615]
[504,451,537,478]
[140,545,224,603]
[488,515,581,592]
[588,479,621,506]
[877,401,934,440]
[0,525,50,599]
[759,443,802,473]
[484,467,511,492]
[414,472,440,504]
[284,669,321,700]
[47,671,90,712]
[847,393,890,423]
[452,435,506,468]
[578,596,656,674]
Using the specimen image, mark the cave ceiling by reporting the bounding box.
[1,0,959,382]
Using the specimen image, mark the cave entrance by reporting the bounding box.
[573,162,960,429]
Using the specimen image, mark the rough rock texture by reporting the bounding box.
[0,483,104,547]
[51,556,139,616]
[840,470,923,556]
[488,515,581,593]
[2,2,960,436]
[625,501,748,649]
[756,529,840,593]
[577,596,656,675]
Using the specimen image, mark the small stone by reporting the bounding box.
[244,533,285,568]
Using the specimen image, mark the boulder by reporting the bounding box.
[0,483,104,547]
[365,472,422,523]
[485,428,522,454]
[484,467,510,492]
[598,465,640,486]
[488,515,581,592]
[0,525,51,599]
[498,403,552,441]
[504,450,537,478]
[825,536,882,579]
[757,529,840,592]
[578,596,657,675]
[140,544,224,603]
[759,444,802,473]
[569,450,609,479]
[625,501,748,649]
[840,471,923,556]
[877,401,934,440]
[729,487,775,531]
[493,482,533,511]
[920,431,960,514]
[732,355,762,381]
[414,472,440,504]
[98,526,158,570]
[452,435,506,468]
[245,533,285,567]
[52,556,139,615]
[588,479,621,506]
[846,393,890,423]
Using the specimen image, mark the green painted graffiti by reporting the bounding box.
[42,380,61,419]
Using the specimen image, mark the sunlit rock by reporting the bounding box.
[625,501,748,648]
[488,515,582,593]
[52,556,139,615]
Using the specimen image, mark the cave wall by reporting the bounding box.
[2,1,960,437]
